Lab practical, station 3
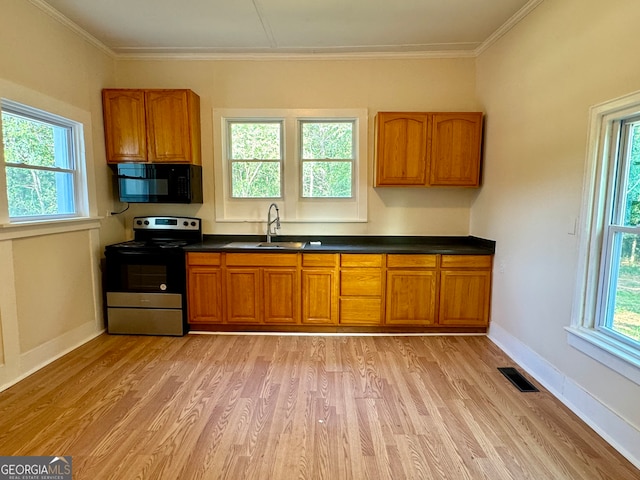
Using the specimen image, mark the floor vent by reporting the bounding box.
[498,367,539,392]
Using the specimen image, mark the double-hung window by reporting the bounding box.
[1,99,84,221]
[228,120,283,198]
[300,120,354,198]
[213,108,367,223]
[597,116,640,345]
[570,92,640,384]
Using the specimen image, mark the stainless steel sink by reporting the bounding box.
[223,241,306,250]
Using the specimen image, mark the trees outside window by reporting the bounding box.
[229,121,282,198]
[300,121,354,198]
[1,100,80,220]
[214,108,367,223]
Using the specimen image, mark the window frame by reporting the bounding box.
[213,108,368,223]
[568,91,640,385]
[1,98,87,223]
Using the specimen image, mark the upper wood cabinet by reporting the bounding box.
[375,113,430,186]
[102,90,147,163]
[375,111,483,187]
[102,89,201,164]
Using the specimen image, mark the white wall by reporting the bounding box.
[0,0,120,389]
[473,0,640,464]
[112,57,482,236]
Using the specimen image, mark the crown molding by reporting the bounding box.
[475,0,544,56]
[27,0,542,62]
[113,49,478,62]
[27,0,116,58]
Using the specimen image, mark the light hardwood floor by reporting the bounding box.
[0,333,637,479]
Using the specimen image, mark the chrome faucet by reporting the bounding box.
[266,203,280,243]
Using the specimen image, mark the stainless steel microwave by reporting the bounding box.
[113,164,203,203]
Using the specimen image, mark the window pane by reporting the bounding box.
[2,112,72,169]
[302,161,352,198]
[6,166,75,217]
[623,123,640,227]
[302,122,353,159]
[605,232,640,343]
[230,122,281,160]
[231,161,281,198]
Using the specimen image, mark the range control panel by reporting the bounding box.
[133,216,201,231]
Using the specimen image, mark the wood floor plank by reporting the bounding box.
[0,333,637,480]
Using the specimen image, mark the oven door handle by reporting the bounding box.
[106,250,184,257]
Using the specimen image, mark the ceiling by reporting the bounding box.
[34,0,540,58]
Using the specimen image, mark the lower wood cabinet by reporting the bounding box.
[386,254,437,326]
[186,251,493,330]
[186,253,223,324]
[438,255,492,326]
[339,254,384,325]
[225,253,299,324]
[301,254,338,325]
[225,267,261,324]
[263,268,299,324]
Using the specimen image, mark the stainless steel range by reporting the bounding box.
[104,216,202,336]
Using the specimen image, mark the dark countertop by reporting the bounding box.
[185,235,495,255]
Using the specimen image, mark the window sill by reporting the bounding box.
[566,326,640,386]
[0,216,102,240]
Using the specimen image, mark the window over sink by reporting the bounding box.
[213,108,367,223]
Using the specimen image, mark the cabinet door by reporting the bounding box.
[386,270,437,325]
[226,268,261,324]
[102,89,147,163]
[430,113,483,186]
[302,269,337,324]
[146,90,196,163]
[375,112,430,186]
[339,298,383,325]
[439,270,491,326]
[187,267,223,324]
[264,268,299,324]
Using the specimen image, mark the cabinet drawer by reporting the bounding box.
[387,254,437,268]
[341,254,383,268]
[440,255,492,269]
[225,253,298,267]
[339,298,382,324]
[302,253,338,268]
[340,270,382,296]
[187,252,221,266]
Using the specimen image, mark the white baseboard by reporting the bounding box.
[0,322,104,393]
[489,323,640,470]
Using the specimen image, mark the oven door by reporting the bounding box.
[104,249,187,336]
[105,249,185,294]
